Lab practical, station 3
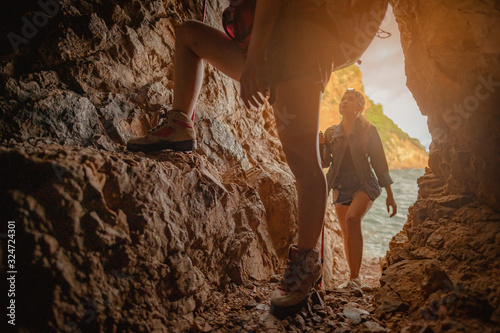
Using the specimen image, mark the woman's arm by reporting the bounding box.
[368,126,393,187]
[320,129,335,168]
[240,0,286,108]
[319,131,326,167]
[385,185,397,217]
[367,125,396,216]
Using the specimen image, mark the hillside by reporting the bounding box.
[319,66,428,169]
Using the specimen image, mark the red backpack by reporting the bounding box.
[222,0,256,49]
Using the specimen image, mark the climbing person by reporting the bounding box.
[127,0,389,307]
[319,89,397,292]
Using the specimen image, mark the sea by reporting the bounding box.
[362,168,425,258]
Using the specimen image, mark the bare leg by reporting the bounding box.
[341,191,373,279]
[335,204,350,264]
[272,77,327,251]
[173,20,247,119]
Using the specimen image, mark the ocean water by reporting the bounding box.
[362,168,424,258]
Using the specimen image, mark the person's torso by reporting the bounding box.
[325,117,376,188]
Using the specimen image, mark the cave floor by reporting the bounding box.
[192,258,405,333]
[195,279,404,333]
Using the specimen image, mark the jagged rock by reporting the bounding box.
[343,306,370,324]
[375,292,408,315]
[244,299,257,309]
[362,321,387,333]
[378,4,500,325]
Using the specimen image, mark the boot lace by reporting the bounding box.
[148,111,171,134]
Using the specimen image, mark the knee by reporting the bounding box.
[281,141,322,180]
[287,155,324,184]
[176,20,201,44]
[345,215,361,230]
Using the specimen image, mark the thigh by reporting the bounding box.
[335,204,349,234]
[346,190,374,221]
[271,76,323,173]
[267,4,339,104]
[178,20,247,81]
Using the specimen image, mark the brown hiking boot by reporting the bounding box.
[270,245,322,307]
[127,110,196,152]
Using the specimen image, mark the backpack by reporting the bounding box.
[327,0,390,70]
[222,0,257,49]
[221,0,390,65]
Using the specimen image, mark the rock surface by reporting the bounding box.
[391,0,500,207]
[375,0,500,331]
[188,278,386,333]
[377,169,500,332]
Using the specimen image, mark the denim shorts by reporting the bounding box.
[331,170,381,205]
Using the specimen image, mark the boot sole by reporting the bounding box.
[270,274,323,309]
[270,277,323,318]
[127,139,197,153]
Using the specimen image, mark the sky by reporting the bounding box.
[358,6,432,149]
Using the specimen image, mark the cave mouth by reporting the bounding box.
[318,6,430,263]
[356,6,430,261]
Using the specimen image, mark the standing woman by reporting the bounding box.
[320,89,397,291]
[128,0,389,307]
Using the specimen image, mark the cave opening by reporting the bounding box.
[318,6,430,265]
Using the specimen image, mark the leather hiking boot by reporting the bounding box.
[127,110,196,152]
[270,245,322,307]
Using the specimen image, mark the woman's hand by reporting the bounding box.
[385,185,397,217]
[240,49,268,109]
[386,194,397,217]
[239,0,286,109]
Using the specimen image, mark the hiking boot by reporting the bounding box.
[127,110,196,152]
[270,245,322,307]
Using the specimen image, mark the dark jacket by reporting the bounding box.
[321,115,393,193]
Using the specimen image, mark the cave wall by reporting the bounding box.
[376,1,500,331]
[392,0,500,206]
[0,0,346,331]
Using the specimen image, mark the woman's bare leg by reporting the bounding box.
[343,191,373,279]
[335,204,350,264]
[272,77,327,251]
[173,20,247,118]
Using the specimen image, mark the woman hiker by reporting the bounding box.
[320,89,397,291]
[127,0,389,307]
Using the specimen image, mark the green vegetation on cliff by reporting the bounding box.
[364,102,427,154]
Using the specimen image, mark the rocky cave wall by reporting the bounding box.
[375,0,500,331]
[0,0,348,331]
